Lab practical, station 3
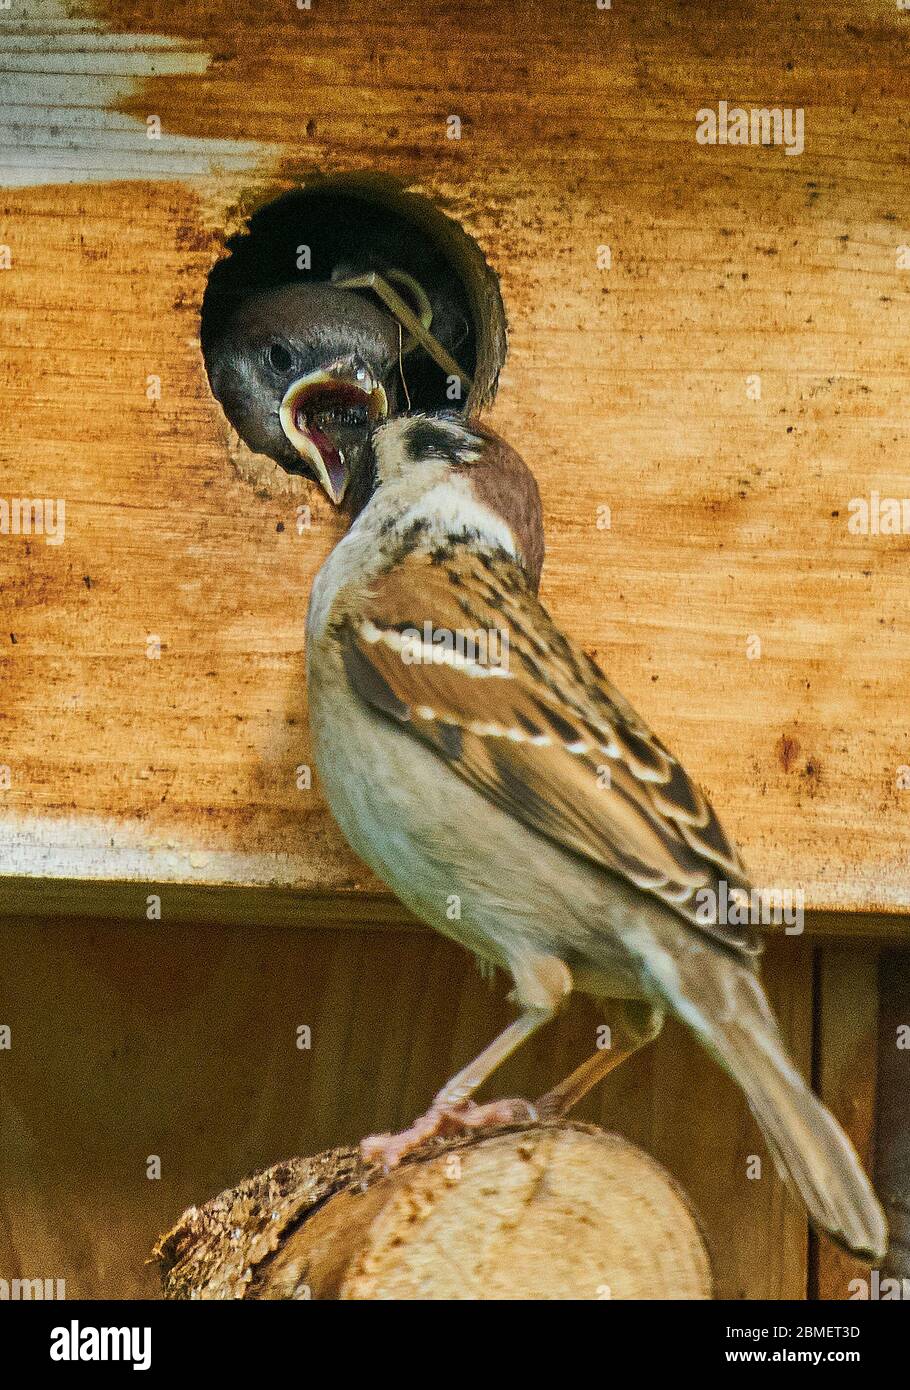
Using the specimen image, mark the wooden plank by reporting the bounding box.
[0,0,273,188]
[1,918,813,1299]
[812,943,881,1299]
[3,1,910,923]
[3,872,909,940]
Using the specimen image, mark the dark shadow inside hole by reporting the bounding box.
[201,181,503,418]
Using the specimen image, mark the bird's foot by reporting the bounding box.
[360,1096,538,1169]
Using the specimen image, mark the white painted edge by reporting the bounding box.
[0,0,279,188]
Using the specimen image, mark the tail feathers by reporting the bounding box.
[608,920,888,1262]
[707,1013,887,1262]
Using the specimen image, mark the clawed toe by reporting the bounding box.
[360,1096,537,1169]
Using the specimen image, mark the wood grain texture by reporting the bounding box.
[0,919,811,1299]
[1,1,910,921]
[0,0,274,188]
[155,1126,713,1300]
[812,944,881,1299]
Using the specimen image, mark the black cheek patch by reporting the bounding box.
[404,419,472,464]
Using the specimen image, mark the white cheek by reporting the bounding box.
[398,479,519,558]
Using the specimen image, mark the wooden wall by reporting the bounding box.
[0,917,879,1300]
[1,0,907,1299]
[2,0,910,916]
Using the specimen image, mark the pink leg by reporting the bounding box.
[535,1002,663,1118]
[361,1007,550,1168]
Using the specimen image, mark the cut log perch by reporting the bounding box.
[153,1123,713,1300]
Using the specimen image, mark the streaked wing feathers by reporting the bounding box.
[337,546,760,955]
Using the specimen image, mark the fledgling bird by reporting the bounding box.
[205,282,400,514]
[289,408,887,1262]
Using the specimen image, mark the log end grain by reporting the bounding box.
[154,1123,713,1300]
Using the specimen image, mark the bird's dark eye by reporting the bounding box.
[267,342,294,372]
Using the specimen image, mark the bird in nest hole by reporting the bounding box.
[206,286,887,1263]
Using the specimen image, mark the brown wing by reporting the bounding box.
[337,545,760,956]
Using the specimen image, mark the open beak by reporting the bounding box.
[278,362,389,504]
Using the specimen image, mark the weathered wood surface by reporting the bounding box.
[154,1126,713,1300]
[0,922,816,1299]
[812,944,882,1299]
[0,1,909,923]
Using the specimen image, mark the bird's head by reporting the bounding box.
[206,283,401,507]
[370,413,546,591]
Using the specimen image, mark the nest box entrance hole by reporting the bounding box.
[201,177,507,459]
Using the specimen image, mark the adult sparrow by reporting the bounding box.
[298,409,885,1261]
